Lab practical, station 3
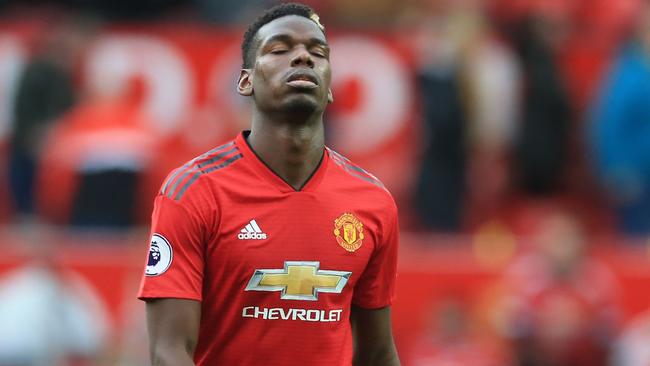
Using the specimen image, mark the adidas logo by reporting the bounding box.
[238,219,268,240]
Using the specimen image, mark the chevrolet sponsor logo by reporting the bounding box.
[244,261,352,301]
[242,306,343,322]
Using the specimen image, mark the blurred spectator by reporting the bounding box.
[457,1,521,228]
[35,75,161,228]
[410,298,514,366]
[0,225,109,365]
[411,11,467,232]
[589,2,650,236]
[7,16,92,218]
[493,212,621,366]
[511,13,572,196]
[412,0,520,231]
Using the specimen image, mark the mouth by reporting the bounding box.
[286,71,319,89]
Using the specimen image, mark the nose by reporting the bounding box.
[291,46,314,68]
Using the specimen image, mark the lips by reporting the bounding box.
[286,71,319,89]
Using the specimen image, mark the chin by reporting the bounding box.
[282,97,321,115]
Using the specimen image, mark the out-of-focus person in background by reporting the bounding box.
[410,297,514,366]
[510,10,572,197]
[457,0,520,229]
[7,15,92,220]
[492,212,621,366]
[411,2,468,232]
[0,224,109,366]
[35,73,161,228]
[412,0,520,231]
[589,0,650,236]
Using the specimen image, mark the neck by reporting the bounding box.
[247,110,325,190]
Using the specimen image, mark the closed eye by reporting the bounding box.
[310,45,329,58]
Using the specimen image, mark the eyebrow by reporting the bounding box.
[262,34,329,49]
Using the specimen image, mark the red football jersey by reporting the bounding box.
[138,131,399,366]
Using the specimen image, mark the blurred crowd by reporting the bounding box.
[407,212,626,366]
[0,0,648,237]
[410,0,650,237]
[0,0,649,365]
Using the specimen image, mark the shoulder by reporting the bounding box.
[159,140,244,202]
[326,147,396,209]
[327,148,386,189]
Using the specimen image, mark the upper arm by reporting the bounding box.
[146,298,201,366]
[138,193,208,301]
[353,198,399,309]
[138,181,211,365]
[351,305,400,366]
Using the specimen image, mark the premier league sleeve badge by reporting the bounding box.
[146,234,173,276]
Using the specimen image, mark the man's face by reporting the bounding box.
[239,15,333,116]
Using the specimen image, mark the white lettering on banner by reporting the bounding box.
[84,35,193,135]
[329,36,411,153]
[0,37,25,141]
[242,306,344,322]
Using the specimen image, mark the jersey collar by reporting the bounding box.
[235,130,329,193]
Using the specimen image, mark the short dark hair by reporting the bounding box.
[241,3,325,68]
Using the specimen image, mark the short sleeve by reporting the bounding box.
[352,201,399,309]
[137,193,207,301]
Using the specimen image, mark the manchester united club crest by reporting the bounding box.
[334,213,364,252]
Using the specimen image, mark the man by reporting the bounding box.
[138,3,400,366]
[590,0,650,235]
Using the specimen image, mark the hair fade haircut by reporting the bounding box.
[241,2,325,68]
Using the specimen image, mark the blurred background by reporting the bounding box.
[0,0,649,365]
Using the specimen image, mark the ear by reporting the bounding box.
[327,88,334,103]
[237,69,253,96]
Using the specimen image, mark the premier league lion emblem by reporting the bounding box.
[148,241,161,266]
[146,234,173,276]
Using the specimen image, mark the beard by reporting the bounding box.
[253,87,327,122]
[283,95,319,114]
[275,93,328,122]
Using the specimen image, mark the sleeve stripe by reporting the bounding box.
[196,146,239,169]
[172,153,243,201]
[202,153,243,174]
[161,167,186,196]
[161,141,236,195]
[327,148,385,188]
[329,149,383,182]
[165,146,240,199]
[166,166,198,199]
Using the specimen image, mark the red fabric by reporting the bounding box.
[138,131,399,366]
